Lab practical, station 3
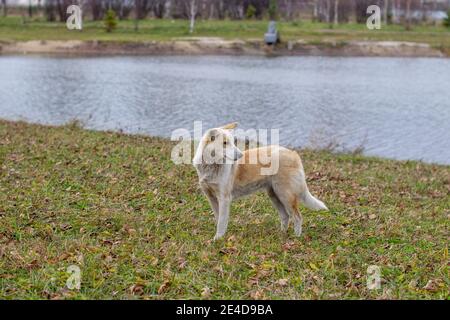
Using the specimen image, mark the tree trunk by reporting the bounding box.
[119,2,123,19]
[326,0,331,24]
[392,0,399,24]
[209,0,214,20]
[236,3,244,20]
[384,0,389,24]
[405,0,412,30]
[334,0,339,25]
[313,0,318,22]
[218,0,224,20]
[28,0,32,18]
[56,0,65,22]
[164,0,171,19]
[1,0,7,17]
[284,0,292,20]
[134,1,139,32]
[189,0,196,33]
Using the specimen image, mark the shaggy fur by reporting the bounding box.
[193,123,328,240]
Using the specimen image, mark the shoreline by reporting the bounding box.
[0,38,448,58]
[1,119,449,168]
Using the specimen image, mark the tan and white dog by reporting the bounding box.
[193,123,328,240]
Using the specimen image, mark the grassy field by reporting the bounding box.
[1,16,450,49]
[0,120,448,299]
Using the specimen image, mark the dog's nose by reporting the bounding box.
[234,149,243,161]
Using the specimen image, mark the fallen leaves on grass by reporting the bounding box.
[158,280,170,295]
[201,287,211,298]
[1,120,448,300]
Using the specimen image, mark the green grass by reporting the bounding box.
[1,16,450,50]
[0,120,448,299]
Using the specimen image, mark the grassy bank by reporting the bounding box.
[0,120,448,299]
[1,16,450,50]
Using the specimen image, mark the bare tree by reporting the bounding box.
[110,0,134,20]
[164,0,172,18]
[36,0,441,26]
[134,0,152,19]
[43,0,71,21]
[384,0,389,24]
[208,0,215,19]
[133,0,152,31]
[224,0,245,20]
[405,0,412,30]
[27,0,31,18]
[186,0,198,33]
[152,0,166,18]
[326,0,331,24]
[355,0,374,23]
[391,0,399,23]
[89,0,103,20]
[1,0,7,17]
[218,0,225,19]
[313,0,318,21]
[283,0,293,20]
[334,0,339,25]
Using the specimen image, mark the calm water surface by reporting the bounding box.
[0,55,449,164]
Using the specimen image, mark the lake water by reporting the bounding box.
[0,55,449,165]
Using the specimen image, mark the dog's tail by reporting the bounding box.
[301,189,328,211]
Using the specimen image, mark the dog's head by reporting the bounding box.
[193,122,243,165]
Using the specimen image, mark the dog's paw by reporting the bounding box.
[213,234,224,241]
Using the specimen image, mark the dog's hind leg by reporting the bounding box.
[275,190,303,237]
[268,187,289,233]
[285,198,303,237]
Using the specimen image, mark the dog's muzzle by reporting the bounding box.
[234,149,244,161]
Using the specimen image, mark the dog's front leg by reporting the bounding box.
[203,190,219,223]
[214,196,231,241]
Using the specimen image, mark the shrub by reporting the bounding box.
[246,4,256,19]
[444,11,450,28]
[104,9,117,33]
[268,0,278,20]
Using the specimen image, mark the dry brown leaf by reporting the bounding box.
[423,279,438,292]
[276,278,289,287]
[129,283,145,295]
[282,241,297,251]
[201,286,211,298]
[158,280,170,295]
[177,257,187,269]
[249,290,265,300]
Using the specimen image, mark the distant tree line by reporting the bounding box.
[2,0,450,25]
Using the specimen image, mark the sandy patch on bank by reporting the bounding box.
[0,38,446,57]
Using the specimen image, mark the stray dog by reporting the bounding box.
[193,123,328,240]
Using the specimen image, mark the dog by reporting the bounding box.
[193,122,328,240]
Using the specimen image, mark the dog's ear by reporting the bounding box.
[207,129,218,142]
[220,122,238,130]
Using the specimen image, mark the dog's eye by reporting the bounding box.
[210,136,215,142]
[223,141,227,146]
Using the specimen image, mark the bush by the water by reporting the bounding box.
[246,5,256,19]
[444,11,450,28]
[268,0,278,19]
[104,9,117,33]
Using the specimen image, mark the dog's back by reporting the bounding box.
[234,145,327,210]
[234,145,302,189]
